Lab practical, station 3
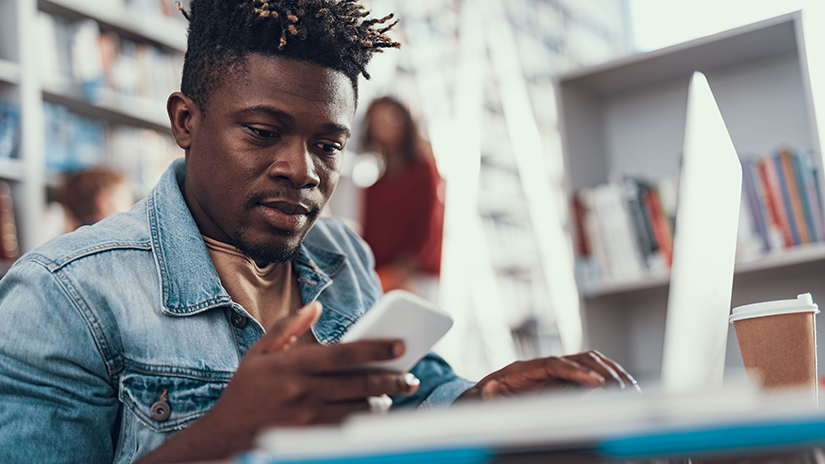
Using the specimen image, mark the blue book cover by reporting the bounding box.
[790,152,817,242]
[0,100,20,159]
[774,154,801,245]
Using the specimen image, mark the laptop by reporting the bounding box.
[660,71,743,392]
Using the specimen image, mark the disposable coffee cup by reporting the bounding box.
[730,293,819,398]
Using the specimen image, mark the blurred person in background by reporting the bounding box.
[361,97,445,302]
[58,167,134,230]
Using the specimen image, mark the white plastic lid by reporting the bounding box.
[729,293,819,323]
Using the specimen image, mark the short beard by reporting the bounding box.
[232,228,302,266]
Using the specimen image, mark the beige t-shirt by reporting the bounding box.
[202,236,305,334]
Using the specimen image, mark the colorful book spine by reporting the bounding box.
[571,195,590,257]
[579,189,612,281]
[622,178,659,271]
[779,150,809,243]
[790,151,818,243]
[759,157,794,248]
[644,188,673,269]
[802,150,825,242]
[741,158,770,251]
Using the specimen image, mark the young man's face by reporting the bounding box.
[180,54,355,264]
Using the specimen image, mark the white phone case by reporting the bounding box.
[338,290,454,373]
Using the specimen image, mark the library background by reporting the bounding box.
[1,0,825,383]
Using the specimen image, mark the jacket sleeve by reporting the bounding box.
[0,258,119,463]
[391,352,475,409]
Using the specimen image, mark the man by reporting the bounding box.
[0,1,635,463]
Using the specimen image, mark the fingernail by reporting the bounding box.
[589,371,605,383]
[403,373,420,387]
[392,341,405,358]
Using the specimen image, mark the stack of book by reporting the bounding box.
[37,12,183,106]
[572,175,677,292]
[0,100,20,160]
[740,149,825,253]
[43,101,109,172]
[571,148,825,294]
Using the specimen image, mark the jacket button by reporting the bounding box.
[231,313,248,329]
[150,400,171,422]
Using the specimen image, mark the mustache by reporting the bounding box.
[245,190,322,215]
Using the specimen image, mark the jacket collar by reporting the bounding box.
[148,159,344,316]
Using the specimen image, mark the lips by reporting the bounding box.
[257,200,311,231]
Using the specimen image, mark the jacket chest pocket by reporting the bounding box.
[119,363,229,432]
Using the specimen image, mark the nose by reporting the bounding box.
[266,140,321,189]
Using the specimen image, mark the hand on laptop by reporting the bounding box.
[456,351,639,401]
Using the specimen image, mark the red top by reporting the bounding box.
[362,158,445,276]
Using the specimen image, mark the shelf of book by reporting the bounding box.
[558,11,825,379]
[42,84,170,133]
[0,158,24,182]
[585,243,825,298]
[0,59,19,85]
[38,0,187,52]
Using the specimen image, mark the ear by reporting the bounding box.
[167,92,199,150]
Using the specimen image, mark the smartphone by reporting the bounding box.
[338,290,454,373]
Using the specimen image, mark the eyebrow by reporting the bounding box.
[238,105,351,138]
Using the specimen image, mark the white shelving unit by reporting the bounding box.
[556,11,825,382]
[0,0,185,264]
[38,0,187,51]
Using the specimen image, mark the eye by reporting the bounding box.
[316,142,342,155]
[246,126,279,139]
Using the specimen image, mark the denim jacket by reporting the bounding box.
[0,159,473,464]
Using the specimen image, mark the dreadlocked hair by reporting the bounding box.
[178,0,399,113]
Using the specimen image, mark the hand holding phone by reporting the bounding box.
[339,290,454,373]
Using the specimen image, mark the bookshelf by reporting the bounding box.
[0,0,186,267]
[556,11,825,382]
[38,0,186,52]
[42,83,171,131]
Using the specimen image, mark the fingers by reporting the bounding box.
[536,357,607,387]
[319,372,420,402]
[592,351,641,393]
[564,351,639,392]
[290,339,406,373]
[253,301,323,355]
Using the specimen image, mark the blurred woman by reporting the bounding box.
[360,97,445,302]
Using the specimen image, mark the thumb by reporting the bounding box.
[254,301,323,355]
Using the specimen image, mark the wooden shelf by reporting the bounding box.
[38,0,186,52]
[0,59,19,85]
[42,81,170,132]
[584,243,825,298]
[0,158,24,182]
